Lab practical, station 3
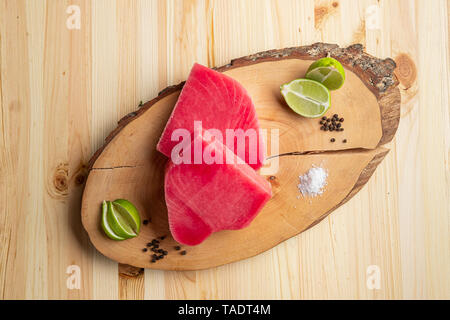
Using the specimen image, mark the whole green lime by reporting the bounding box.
[305,57,345,90]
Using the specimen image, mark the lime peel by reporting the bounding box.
[305,57,345,90]
[108,202,137,239]
[100,199,141,241]
[101,201,126,241]
[280,79,331,118]
[112,199,141,234]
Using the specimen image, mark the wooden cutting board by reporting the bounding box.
[81,43,400,270]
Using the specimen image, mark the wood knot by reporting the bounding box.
[119,264,144,278]
[314,2,339,29]
[314,7,328,28]
[75,173,86,185]
[267,175,280,193]
[52,164,69,195]
[73,164,88,186]
[394,53,416,89]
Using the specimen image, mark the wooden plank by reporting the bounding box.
[23,0,48,299]
[66,0,94,300]
[40,0,94,299]
[91,0,120,299]
[415,0,450,299]
[388,0,426,299]
[115,0,146,298]
[155,0,207,299]
[137,0,166,299]
[0,0,32,299]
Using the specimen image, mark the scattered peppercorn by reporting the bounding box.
[343,139,347,143]
[143,235,171,263]
[180,250,187,255]
[143,220,149,225]
[319,114,345,133]
[330,138,335,142]
[174,246,181,251]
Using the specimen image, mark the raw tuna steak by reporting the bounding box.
[164,130,272,245]
[157,63,265,170]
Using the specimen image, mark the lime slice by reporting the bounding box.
[107,201,137,239]
[101,201,126,241]
[305,57,345,90]
[112,199,141,234]
[280,79,331,118]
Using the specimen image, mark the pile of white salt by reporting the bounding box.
[297,165,328,197]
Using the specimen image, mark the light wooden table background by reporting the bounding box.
[1,0,449,300]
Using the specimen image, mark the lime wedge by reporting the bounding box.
[305,57,345,90]
[112,199,141,234]
[107,201,137,239]
[280,79,331,118]
[101,201,126,241]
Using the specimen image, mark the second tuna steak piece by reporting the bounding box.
[164,130,272,246]
[157,63,265,170]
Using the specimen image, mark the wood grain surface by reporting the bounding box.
[1,0,449,299]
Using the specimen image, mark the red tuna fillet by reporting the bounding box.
[164,130,272,246]
[157,63,265,170]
